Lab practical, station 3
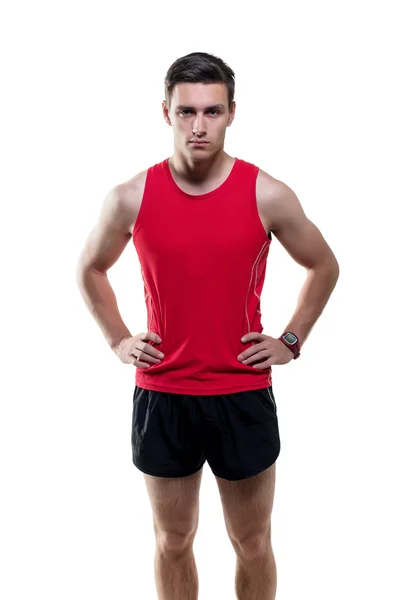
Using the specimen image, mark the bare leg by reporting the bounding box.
[215,464,278,600]
[143,469,203,600]
[154,543,199,600]
[235,528,277,599]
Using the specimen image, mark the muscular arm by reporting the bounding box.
[75,182,137,351]
[263,177,340,347]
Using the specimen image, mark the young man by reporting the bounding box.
[76,52,340,600]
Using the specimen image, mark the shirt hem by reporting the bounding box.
[134,376,272,395]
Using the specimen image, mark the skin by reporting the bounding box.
[77,80,340,600]
[112,81,339,369]
[162,81,236,190]
[77,81,339,367]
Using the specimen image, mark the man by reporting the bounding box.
[76,52,340,600]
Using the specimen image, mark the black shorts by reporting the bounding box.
[131,385,280,481]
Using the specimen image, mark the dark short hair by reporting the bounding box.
[164,52,235,111]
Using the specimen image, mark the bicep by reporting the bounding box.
[268,181,338,270]
[76,186,133,274]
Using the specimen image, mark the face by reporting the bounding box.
[162,82,235,159]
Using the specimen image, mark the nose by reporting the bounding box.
[193,114,206,137]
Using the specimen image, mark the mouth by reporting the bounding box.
[189,141,209,145]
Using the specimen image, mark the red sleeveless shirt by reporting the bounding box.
[132,156,272,395]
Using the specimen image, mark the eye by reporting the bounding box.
[178,109,220,116]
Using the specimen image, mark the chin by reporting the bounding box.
[187,147,209,158]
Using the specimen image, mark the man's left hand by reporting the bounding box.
[237,332,294,369]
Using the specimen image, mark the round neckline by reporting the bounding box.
[164,156,239,199]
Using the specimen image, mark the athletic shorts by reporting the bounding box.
[131,385,280,481]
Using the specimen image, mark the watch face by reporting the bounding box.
[283,332,298,345]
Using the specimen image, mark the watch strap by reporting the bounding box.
[279,331,301,359]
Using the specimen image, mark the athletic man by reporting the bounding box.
[76,52,340,600]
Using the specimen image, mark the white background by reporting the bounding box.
[1,1,399,598]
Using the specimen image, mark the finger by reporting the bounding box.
[241,349,269,364]
[145,342,164,359]
[241,333,257,343]
[252,358,273,369]
[143,331,162,344]
[136,341,164,361]
[133,349,162,365]
[132,358,151,368]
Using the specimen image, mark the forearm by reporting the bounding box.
[281,260,340,347]
[76,266,132,351]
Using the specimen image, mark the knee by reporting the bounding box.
[234,527,272,560]
[156,529,196,555]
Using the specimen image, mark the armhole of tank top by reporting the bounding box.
[251,165,271,242]
[132,168,150,239]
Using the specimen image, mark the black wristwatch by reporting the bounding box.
[278,331,301,359]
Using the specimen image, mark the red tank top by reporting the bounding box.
[132,156,272,395]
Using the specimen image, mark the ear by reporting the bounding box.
[162,101,172,125]
[227,101,236,126]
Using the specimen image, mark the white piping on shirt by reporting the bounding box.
[244,240,270,342]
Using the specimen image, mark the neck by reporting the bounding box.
[169,149,232,185]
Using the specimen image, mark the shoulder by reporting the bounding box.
[255,167,289,204]
[112,168,149,233]
[255,167,304,233]
[119,168,149,208]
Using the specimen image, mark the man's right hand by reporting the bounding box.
[113,331,164,368]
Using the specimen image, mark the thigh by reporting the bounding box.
[200,386,280,481]
[131,386,206,478]
[216,461,276,549]
[144,467,204,544]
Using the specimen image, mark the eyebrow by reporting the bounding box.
[175,104,225,111]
